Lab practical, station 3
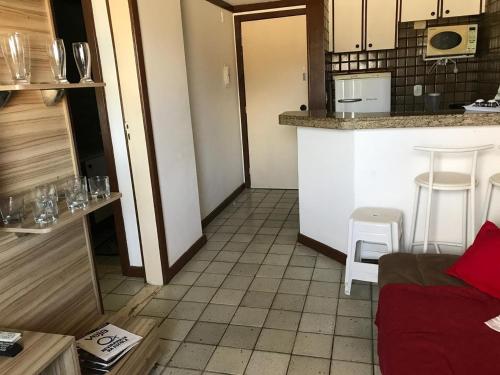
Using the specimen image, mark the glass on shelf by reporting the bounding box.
[89,176,111,199]
[72,42,93,83]
[1,32,31,84]
[47,38,69,84]
[0,195,25,224]
[64,176,89,211]
[33,184,58,224]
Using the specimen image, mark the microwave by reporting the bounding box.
[426,24,478,59]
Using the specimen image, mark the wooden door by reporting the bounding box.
[334,0,363,53]
[400,0,438,22]
[366,0,397,51]
[442,0,482,18]
[242,15,307,189]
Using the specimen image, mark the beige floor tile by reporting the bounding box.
[256,265,286,279]
[253,234,277,244]
[239,252,266,264]
[169,301,207,320]
[299,313,336,334]
[230,263,260,276]
[232,233,255,243]
[271,294,305,312]
[339,283,372,300]
[217,225,239,234]
[182,286,218,303]
[222,275,253,290]
[315,256,344,269]
[241,291,275,309]
[263,254,291,266]
[269,244,295,255]
[157,285,190,300]
[374,364,381,375]
[338,299,372,318]
[373,340,379,364]
[284,266,313,280]
[245,351,290,375]
[199,304,237,324]
[169,343,215,370]
[215,251,242,263]
[162,369,201,375]
[293,332,333,358]
[231,307,268,327]
[170,271,201,286]
[223,242,249,252]
[184,260,210,273]
[287,355,330,375]
[264,310,301,331]
[330,360,372,375]
[258,227,280,235]
[193,250,219,262]
[304,296,338,315]
[194,273,226,288]
[335,316,372,339]
[140,299,177,318]
[212,289,245,306]
[185,322,227,345]
[158,319,195,341]
[332,336,373,364]
[249,277,281,293]
[246,242,271,253]
[205,347,252,375]
[205,261,234,275]
[278,279,310,295]
[219,325,260,349]
[294,245,318,256]
[308,281,340,298]
[313,268,342,283]
[289,255,316,267]
[255,328,296,353]
[99,278,123,294]
[149,364,166,375]
[210,233,233,242]
[157,339,181,365]
[102,294,132,311]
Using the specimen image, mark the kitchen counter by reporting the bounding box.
[279,110,500,130]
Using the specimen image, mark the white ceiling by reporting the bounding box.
[226,0,280,5]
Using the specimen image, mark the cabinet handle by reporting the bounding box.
[356,44,360,48]
[431,11,436,16]
[368,43,373,48]
[445,9,450,14]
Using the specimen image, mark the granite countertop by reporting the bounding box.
[279,110,500,130]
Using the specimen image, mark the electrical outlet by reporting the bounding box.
[414,85,423,97]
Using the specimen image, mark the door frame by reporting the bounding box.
[234,9,307,188]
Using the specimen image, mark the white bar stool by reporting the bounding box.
[344,207,403,295]
[483,173,500,222]
[409,145,493,254]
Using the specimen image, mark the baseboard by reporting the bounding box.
[297,233,347,265]
[165,234,208,283]
[201,184,246,228]
[125,266,145,278]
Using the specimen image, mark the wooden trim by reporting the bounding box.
[202,184,246,228]
[297,233,347,264]
[165,235,208,283]
[235,8,307,189]
[125,266,146,278]
[128,0,170,283]
[306,0,326,112]
[233,0,305,13]
[205,0,234,12]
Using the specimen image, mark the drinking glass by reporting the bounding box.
[88,176,111,199]
[1,32,31,84]
[33,184,58,224]
[47,38,68,83]
[64,176,89,211]
[72,42,93,83]
[0,195,25,224]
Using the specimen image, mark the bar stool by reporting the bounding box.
[409,145,494,254]
[483,173,500,222]
[344,207,403,295]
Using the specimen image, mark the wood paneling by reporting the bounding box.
[0,0,101,336]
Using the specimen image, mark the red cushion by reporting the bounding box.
[447,221,500,299]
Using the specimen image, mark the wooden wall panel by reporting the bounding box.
[0,0,101,336]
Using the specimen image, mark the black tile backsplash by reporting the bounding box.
[326,3,500,113]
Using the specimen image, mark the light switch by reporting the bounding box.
[414,85,423,97]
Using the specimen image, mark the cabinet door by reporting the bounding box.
[400,0,438,22]
[334,0,363,53]
[442,0,482,18]
[366,0,397,51]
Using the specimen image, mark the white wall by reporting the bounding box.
[137,0,203,265]
[91,0,142,268]
[181,0,244,218]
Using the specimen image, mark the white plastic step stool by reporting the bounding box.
[344,207,403,295]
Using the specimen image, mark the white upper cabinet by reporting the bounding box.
[400,0,483,22]
[333,0,397,53]
[333,0,363,53]
[400,0,438,22]
[366,0,398,51]
[442,0,482,18]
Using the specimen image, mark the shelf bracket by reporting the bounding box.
[0,91,12,108]
[40,89,66,106]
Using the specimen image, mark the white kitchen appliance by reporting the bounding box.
[426,24,478,59]
[334,72,391,113]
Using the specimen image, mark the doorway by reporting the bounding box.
[235,10,308,189]
[51,0,136,279]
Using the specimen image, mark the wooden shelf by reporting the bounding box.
[0,82,106,91]
[0,192,121,235]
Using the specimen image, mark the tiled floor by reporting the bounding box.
[105,189,381,375]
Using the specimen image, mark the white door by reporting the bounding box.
[334,0,363,53]
[242,15,307,189]
[442,0,482,18]
[366,0,397,51]
[400,0,438,22]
